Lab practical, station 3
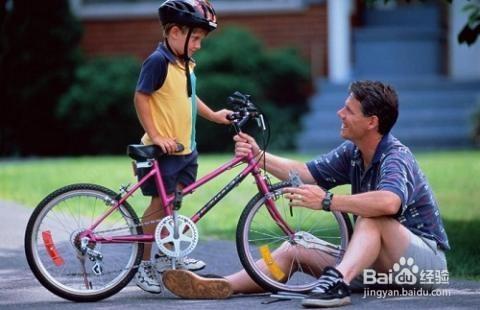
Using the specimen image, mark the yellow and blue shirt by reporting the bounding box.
[136,43,197,155]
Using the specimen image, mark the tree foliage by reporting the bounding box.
[194,27,312,152]
[0,0,82,156]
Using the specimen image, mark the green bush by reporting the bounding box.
[57,56,142,154]
[194,27,311,152]
[0,0,82,156]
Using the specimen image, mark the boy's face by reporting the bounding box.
[168,26,208,58]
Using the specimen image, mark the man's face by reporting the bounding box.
[337,93,375,142]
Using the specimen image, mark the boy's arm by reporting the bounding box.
[134,91,178,154]
[197,96,231,125]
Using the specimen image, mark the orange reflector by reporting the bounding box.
[259,245,285,281]
[42,230,64,266]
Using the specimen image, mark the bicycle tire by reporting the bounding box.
[24,183,144,302]
[236,182,352,293]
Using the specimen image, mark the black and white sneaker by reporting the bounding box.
[302,266,351,308]
[154,253,206,273]
[135,261,163,294]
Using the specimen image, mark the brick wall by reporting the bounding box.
[80,3,327,76]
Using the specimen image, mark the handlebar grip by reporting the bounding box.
[226,114,236,121]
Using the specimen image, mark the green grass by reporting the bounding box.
[1,150,479,280]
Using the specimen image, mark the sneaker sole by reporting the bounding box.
[163,269,233,299]
[301,296,351,308]
[135,283,162,294]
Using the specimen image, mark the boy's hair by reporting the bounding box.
[349,80,399,135]
[163,23,189,36]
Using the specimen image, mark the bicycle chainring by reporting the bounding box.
[154,215,199,258]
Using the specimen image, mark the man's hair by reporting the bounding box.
[349,80,399,135]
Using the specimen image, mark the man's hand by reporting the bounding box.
[152,136,179,154]
[283,184,327,211]
[233,132,261,158]
[212,109,233,125]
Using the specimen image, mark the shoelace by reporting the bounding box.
[143,263,156,279]
[312,275,340,293]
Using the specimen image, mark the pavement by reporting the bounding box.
[1,200,479,309]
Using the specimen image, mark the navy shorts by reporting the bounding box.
[137,150,198,196]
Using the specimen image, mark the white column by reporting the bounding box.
[328,0,352,83]
[449,0,480,79]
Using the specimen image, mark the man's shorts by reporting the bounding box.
[137,150,198,196]
[350,229,448,291]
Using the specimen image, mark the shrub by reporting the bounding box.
[57,56,142,154]
[194,26,311,152]
[0,0,82,156]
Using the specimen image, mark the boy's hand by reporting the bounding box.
[152,136,179,154]
[213,109,233,125]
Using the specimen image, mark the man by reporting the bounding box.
[163,80,450,308]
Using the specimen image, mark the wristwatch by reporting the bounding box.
[322,191,334,211]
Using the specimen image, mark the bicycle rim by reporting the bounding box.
[25,184,142,301]
[237,185,351,293]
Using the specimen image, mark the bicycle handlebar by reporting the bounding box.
[227,91,263,132]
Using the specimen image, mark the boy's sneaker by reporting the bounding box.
[135,261,163,294]
[154,253,206,272]
[301,266,351,308]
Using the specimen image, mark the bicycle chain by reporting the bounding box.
[93,217,162,236]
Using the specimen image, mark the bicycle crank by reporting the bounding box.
[154,214,199,259]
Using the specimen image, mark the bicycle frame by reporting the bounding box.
[80,151,294,244]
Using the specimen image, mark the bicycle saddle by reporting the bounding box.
[127,144,165,160]
[127,144,184,160]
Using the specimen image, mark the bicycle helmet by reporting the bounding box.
[158,0,217,32]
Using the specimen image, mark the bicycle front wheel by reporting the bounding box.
[24,184,143,302]
[236,182,352,294]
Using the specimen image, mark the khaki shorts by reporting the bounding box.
[350,229,448,291]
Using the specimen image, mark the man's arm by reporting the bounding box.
[234,132,316,183]
[285,184,401,217]
[133,91,178,153]
[196,96,231,125]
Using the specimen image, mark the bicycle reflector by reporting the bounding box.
[259,245,285,281]
[42,230,65,267]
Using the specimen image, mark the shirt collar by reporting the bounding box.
[351,133,395,165]
[372,133,394,164]
[157,42,177,64]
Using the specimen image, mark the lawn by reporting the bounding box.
[1,150,479,280]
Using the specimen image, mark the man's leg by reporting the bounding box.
[226,242,336,294]
[302,216,410,308]
[336,216,411,284]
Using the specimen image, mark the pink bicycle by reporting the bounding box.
[24,92,352,302]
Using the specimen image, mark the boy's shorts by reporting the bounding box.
[137,150,198,196]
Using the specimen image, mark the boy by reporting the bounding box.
[133,0,231,294]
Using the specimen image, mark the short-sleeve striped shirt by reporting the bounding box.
[306,134,450,251]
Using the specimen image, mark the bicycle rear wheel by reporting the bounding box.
[24,183,143,302]
[236,182,352,293]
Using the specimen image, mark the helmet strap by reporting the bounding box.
[183,28,193,98]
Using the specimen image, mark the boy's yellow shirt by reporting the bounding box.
[141,61,197,155]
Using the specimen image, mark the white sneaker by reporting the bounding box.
[135,261,162,294]
[154,253,206,273]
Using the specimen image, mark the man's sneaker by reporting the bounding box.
[163,269,233,299]
[301,266,351,308]
[154,253,206,272]
[135,261,162,294]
